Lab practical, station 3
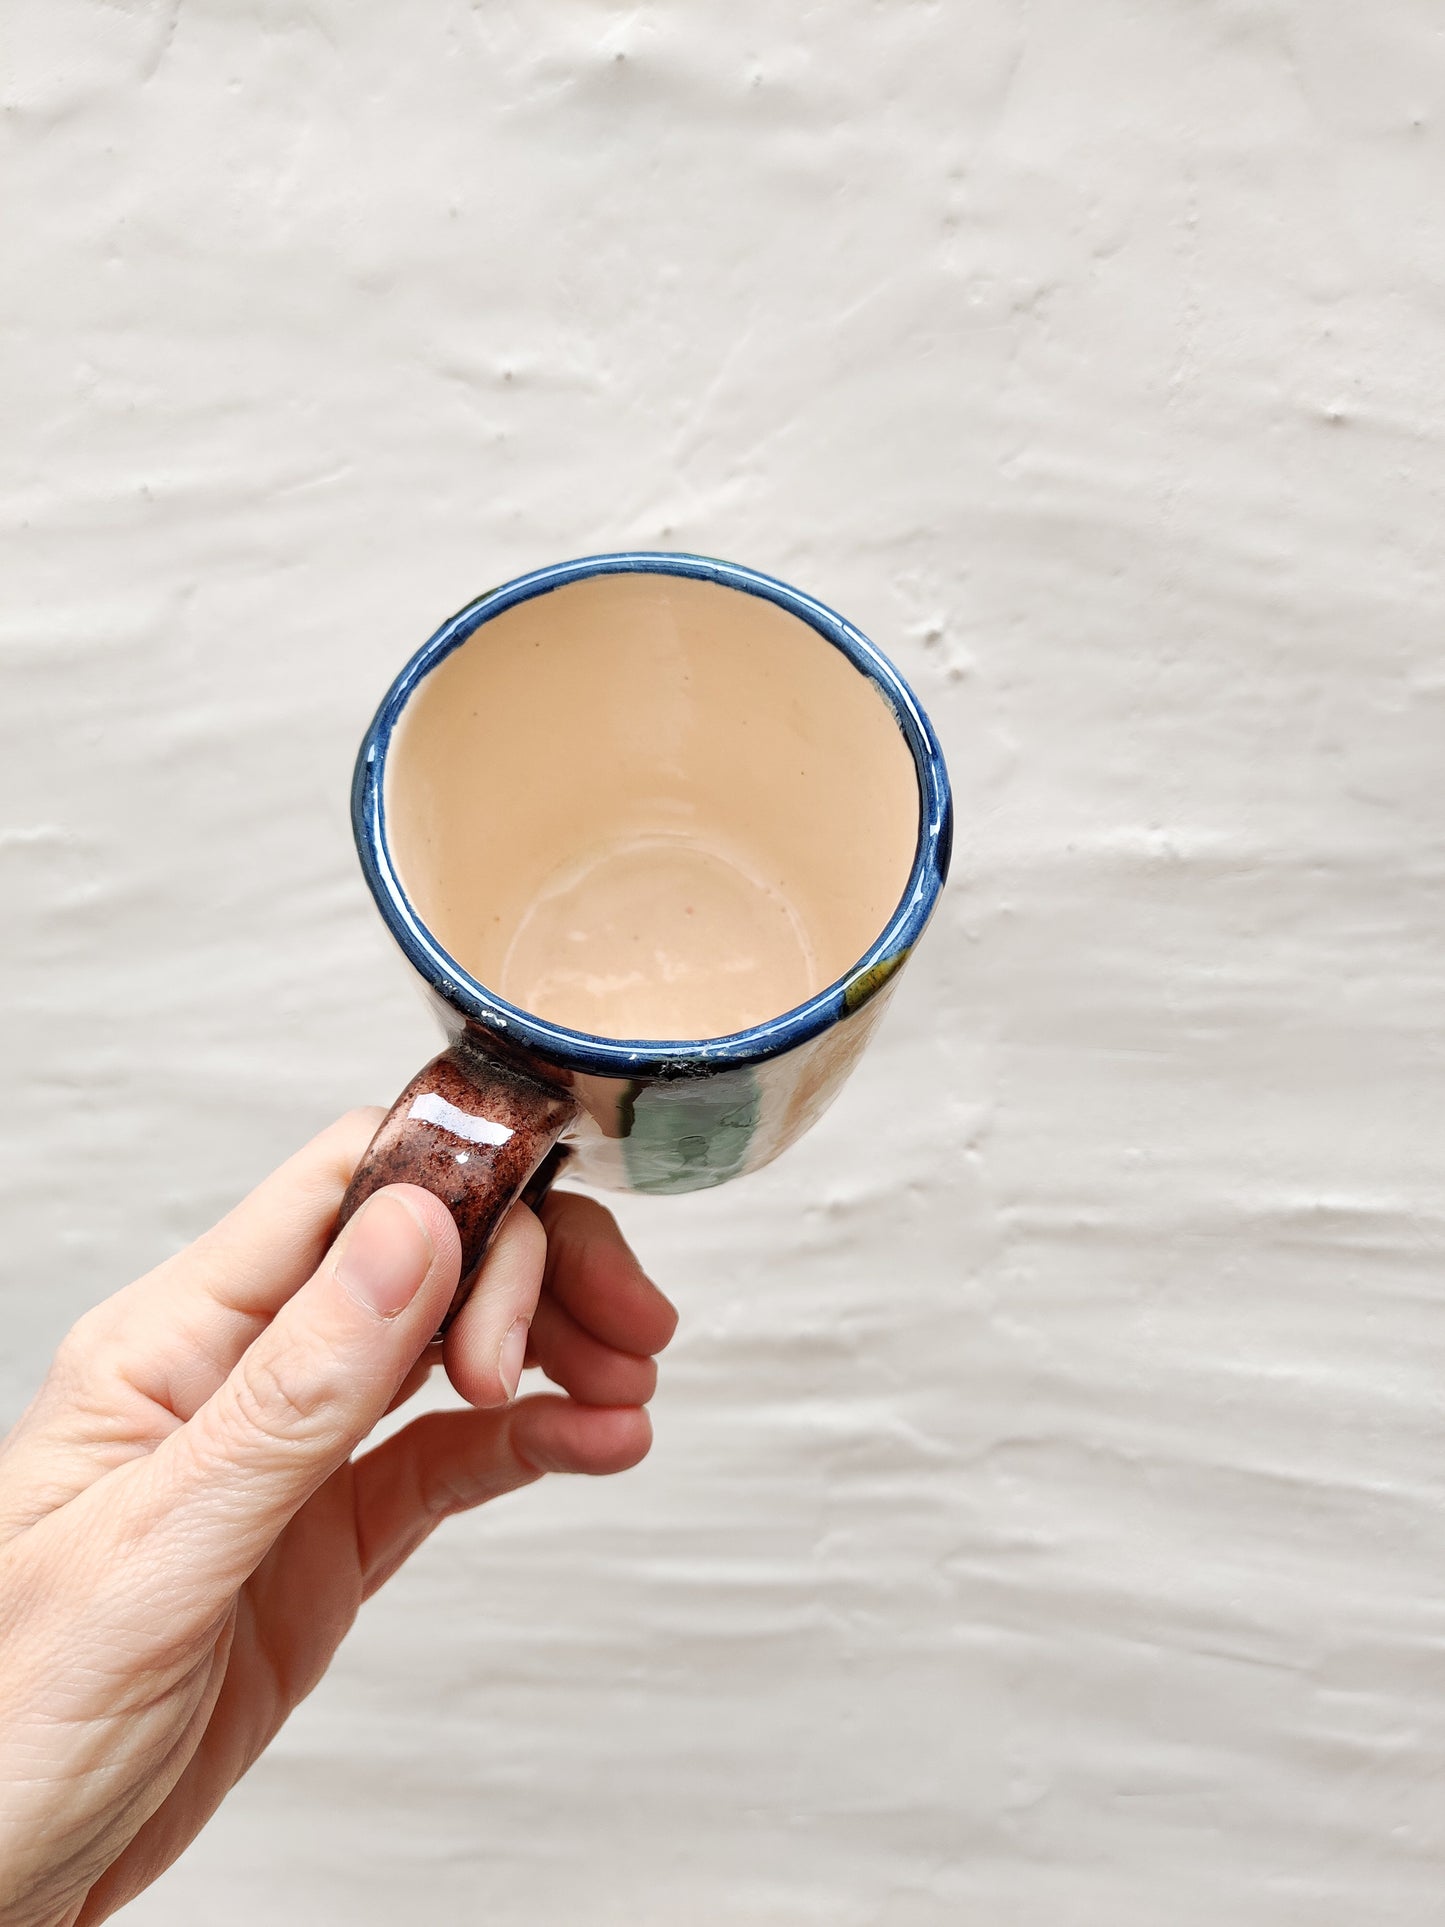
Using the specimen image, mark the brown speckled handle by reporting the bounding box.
[338,1045,579,1329]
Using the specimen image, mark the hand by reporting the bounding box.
[0,1110,675,1927]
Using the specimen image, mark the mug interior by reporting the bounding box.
[383,569,921,1044]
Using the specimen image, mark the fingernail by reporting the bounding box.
[337,1193,434,1319]
[499,1317,529,1402]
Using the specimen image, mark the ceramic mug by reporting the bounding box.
[339,552,952,1321]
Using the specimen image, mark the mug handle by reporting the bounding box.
[336,1044,580,1330]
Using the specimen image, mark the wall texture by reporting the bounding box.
[4,3,1445,1921]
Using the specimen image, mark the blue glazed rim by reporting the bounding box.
[354,551,953,1076]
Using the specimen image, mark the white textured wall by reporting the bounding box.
[4,3,1445,1921]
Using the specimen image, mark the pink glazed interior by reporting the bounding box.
[384,571,920,1043]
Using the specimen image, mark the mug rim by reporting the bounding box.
[354,551,953,1075]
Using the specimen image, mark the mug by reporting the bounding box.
[339,552,952,1321]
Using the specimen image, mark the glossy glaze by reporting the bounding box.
[336,1044,577,1318]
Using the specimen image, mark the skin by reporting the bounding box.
[0,1109,677,1927]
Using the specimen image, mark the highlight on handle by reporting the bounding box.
[338,1045,578,1328]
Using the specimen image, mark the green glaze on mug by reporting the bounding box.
[623,1068,762,1195]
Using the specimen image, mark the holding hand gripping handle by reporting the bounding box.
[337,1045,578,1329]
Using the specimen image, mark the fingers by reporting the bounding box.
[540,1193,678,1357]
[366,1195,668,1605]
[352,1396,653,1597]
[444,1192,673,1410]
[135,1183,473,1592]
[440,1204,547,1409]
[543,1187,678,1356]
[525,1294,658,1407]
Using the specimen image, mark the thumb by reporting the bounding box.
[145,1184,464,1587]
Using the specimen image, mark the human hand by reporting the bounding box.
[0,1110,675,1927]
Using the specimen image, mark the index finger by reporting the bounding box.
[538,1192,678,1358]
